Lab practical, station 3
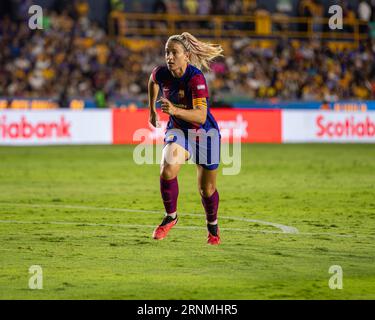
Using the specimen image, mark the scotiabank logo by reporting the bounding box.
[0,115,71,139]
[316,115,375,138]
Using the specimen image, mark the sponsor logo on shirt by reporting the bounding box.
[197,84,205,90]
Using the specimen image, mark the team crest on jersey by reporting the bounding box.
[178,90,185,98]
[165,134,177,143]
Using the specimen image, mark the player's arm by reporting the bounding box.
[159,97,207,125]
[159,74,208,125]
[148,74,160,127]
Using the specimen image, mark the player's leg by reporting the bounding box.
[153,142,190,240]
[159,142,188,218]
[197,165,221,245]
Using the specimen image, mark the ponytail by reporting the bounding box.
[167,32,224,71]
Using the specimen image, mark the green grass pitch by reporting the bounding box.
[0,144,374,299]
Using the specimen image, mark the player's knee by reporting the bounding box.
[199,184,216,198]
[160,164,177,180]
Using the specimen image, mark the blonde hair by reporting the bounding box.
[167,32,224,71]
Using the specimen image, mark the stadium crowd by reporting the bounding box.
[1,1,375,105]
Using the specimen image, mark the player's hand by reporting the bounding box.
[149,110,160,128]
[158,97,177,116]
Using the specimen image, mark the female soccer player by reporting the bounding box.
[148,32,223,245]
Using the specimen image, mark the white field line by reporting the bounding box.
[0,202,374,239]
[0,202,298,234]
[0,219,283,235]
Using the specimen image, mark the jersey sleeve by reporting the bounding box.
[190,73,209,99]
[151,66,162,85]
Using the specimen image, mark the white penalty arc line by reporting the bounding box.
[0,219,286,235]
[0,218,372,239]
[0,202,298,234]
[1,202,374,239]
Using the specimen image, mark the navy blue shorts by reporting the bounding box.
[164,128,221,171]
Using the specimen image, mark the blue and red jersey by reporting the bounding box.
[152,64,220,132]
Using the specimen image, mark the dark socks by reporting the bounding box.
[207,223,218,236]
[160,214,177,226]
[201,189,219,223]
[160,176,179,214]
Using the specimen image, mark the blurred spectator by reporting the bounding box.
[210,0,227,15]
[110,0,125,12]
[359,0,372,21]
[197,0,211,15]
[197,0,211,29]
[184,0,198,15]
[165,0,181,14]
[358,0,372,34]
[152,0,167,13]
[254,5,271,34]
[276,0,293,15]
[228,0,243,15]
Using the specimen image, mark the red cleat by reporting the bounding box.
[152,215,178,240]
[207,229,221,245]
